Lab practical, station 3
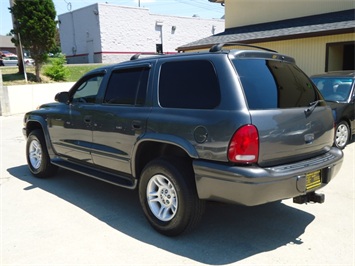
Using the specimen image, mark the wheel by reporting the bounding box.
[139,158,205,236]
[334,121,350,149]
[26,129,58,178]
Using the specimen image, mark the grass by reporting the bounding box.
[66,64,105,81]
[0,64,105,86]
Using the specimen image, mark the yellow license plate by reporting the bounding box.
[306,170,322,190]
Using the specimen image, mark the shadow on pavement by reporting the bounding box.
[8,165,314,265]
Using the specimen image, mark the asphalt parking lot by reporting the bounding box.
[1,114,354,265]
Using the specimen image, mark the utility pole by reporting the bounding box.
[9,0,24,74]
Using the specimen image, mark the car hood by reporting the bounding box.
[326,100,349,107]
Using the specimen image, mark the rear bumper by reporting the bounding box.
[193,147,343,206]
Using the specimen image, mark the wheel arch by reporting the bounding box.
[25,116,56,158]
[132,133,198,179]
[337,118,352,135]
[345,118,352,136]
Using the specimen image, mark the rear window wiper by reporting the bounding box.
[304,100,325,116]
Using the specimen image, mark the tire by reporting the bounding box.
[26,129,58,178]
[138,158,205,236]
[334,121,350,149]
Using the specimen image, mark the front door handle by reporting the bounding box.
[132,120,142,130]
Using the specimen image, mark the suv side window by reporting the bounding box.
[104,67,149,106]
[72,75,104,103]
[233,59,320,109]
[159,60,220,109]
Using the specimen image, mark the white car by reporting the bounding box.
[2,56,34,66]
[2,56,18,66]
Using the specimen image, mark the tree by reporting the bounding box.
[9,0,57,82]
[49,28,62,55]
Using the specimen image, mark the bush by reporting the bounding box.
[43,54,69,81]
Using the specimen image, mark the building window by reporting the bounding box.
[156,44,163,54]
[326,41,355,72]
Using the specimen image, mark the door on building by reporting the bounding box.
[326,41,355,71]
[87,40,94,63]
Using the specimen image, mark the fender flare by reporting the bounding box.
[24,115,56,158]
[131,132,199,177]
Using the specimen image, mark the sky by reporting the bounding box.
[0,0,224,35]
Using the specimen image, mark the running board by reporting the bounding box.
[51,159,137,189]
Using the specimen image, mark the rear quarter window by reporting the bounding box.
[159,60,220,109]
[104,67,149,106]
[233,59,319,109]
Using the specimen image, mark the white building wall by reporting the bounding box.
[59,4,224,64]
[59,4,102,64]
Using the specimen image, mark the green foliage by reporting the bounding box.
[49,28,62,55]
[43,54,69,81]
[9,0,57,81]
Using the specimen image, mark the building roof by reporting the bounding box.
[0,35,15,49]
[177,9,355,51]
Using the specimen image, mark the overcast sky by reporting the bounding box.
[0,0,224,35]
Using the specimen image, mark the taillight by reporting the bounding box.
[228,124,259,164]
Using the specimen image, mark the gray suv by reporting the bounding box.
[23,44,343,236]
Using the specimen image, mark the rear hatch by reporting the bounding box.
[232,57,334,167]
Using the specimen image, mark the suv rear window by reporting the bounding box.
[233,59,320,109]
[159,60,220,109]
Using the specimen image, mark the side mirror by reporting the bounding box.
[55,91,69,103]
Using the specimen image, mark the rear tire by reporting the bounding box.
[139,157,205,236]
[26,129,58,178]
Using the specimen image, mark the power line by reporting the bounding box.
[63,0,72,11]
[174,0,221,11]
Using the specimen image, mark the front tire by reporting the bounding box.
[334,121,349,149]
[139,158,205,236]
[26,129,58,178]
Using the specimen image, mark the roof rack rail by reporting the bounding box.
[209,43,277,53]
[130,52,164,60]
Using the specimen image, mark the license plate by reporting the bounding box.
[306,170,322,190]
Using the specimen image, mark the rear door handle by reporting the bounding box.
[84,115,92,123]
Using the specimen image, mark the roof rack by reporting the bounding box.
[130,52,164,60]
[209,43,277,53]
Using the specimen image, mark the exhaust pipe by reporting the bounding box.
[293,192,325,204]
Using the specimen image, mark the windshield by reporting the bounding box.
[310,77,354,102]
[232,59,322,109]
